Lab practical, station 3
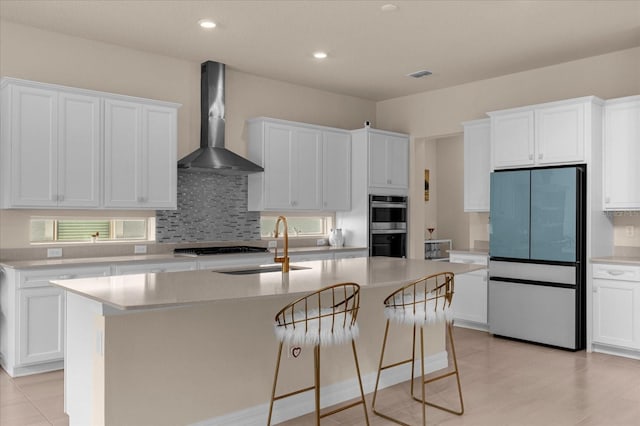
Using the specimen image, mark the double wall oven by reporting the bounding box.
[369,195,407,258]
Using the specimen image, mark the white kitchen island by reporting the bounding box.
[52,257,481,426]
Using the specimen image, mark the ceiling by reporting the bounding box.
[1,0,639,101]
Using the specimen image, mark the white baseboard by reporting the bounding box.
[191,350,448,426]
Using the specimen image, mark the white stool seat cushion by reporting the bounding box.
[274,308,359,347]
[384,292,453,326]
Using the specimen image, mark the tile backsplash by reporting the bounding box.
[155,171,261,243]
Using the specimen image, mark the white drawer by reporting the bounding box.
[449,253,488,266]
[593,264,640,282]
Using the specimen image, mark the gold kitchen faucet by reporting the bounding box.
[274,216,290,273]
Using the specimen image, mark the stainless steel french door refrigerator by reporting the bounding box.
[489,165,586,350]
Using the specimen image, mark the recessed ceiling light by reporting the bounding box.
[198,19,217,29]
[381,4,398,12]
[313,51,328,59]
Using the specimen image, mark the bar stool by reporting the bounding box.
[372,272,464,425]
[267,283,370,425]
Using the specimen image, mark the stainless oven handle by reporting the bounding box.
[371,229,408,234]
[370,202,407,208]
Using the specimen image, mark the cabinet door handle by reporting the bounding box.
[593,286,598,293]
[58,194,64,202]
[605,196,610,203]
[528,154,533,160]
[387,179,392,184]
[150,269,163,273]
[605,270,625,276]
[538,153,543,160]
[58,274,74,279]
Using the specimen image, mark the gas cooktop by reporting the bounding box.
[173,246,270,257]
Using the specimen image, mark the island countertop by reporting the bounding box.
[51,256,482,311]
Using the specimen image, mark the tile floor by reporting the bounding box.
[2,328,640,425]
[0,368,67,426]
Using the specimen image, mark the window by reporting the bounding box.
[30,218,153,243]
[260,215,333,238]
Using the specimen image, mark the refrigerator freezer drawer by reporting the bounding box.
[489,280,577,349]
[489,260,576,285]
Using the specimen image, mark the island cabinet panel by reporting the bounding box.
[592,263,640,355]
[463,118,491,212]
[247,117,351,211]
[489,96,602,170]
[0,81,101,208]
[603,96,640,210]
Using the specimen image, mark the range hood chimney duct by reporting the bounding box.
[177,61,263,174]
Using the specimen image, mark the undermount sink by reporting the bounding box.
[218,265,311,275]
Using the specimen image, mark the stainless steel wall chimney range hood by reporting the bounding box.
[177,61,263,175]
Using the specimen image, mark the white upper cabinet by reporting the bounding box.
[603,96,640,210]
[535,102,585,164]
[489,97,601,170]
[0,78,179,210]
[247,117,350,211]
[368,130,409,191]
[1,80,101,208]
[463,118,490,212]
[322,130,351,210]
[104,100,177,209]
[491,110,534,168]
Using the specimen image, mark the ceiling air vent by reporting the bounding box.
[407,70,433,78]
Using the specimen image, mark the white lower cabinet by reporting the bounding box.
[592,263,640,356]
[449,252,488,330]
[19,286,65,365]
[0,265,110,376]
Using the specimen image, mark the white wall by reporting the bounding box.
[0,20,375,249]
[376,47,640,258]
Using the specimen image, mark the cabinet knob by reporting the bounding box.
[387,179,392,184]
[138,197,146,203]
[538,153,543,160]
[528,154,533,160]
